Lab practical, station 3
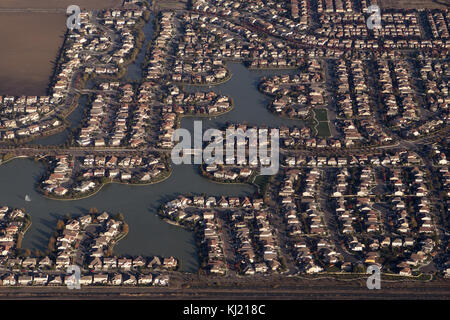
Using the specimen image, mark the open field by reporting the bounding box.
[380,0,449,9]
[0,0,134,96]
[0,12,66,96]
[0,0,123,9]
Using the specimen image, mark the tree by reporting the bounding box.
[56,219,65,231]
[105,247,114,257]
[48,236,56,252]
[89,207,98,215]
[410,216,418,229]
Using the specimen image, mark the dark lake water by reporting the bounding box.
[0,158,253,272]
[0,16,305,272]
[182,63,303,132]
[124,13,155,81]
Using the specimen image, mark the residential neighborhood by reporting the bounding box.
[0,0,448,299]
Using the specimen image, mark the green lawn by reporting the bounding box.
[312,109,331,137]
[314,108,328,122]
[253,175,271,194]
[316,121,331,137]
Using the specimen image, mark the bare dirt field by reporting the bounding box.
[380,0,449,9]
[0,12,67,96]
[0,0,123,10]
[0,1,125,96]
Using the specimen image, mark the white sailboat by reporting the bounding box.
[25,194,31,202]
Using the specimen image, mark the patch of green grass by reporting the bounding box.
[253,175,271,195]
[316,121,331,137]
[314,108,328,122]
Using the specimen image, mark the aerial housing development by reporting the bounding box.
[0,0,448,299]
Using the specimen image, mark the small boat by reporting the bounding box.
[25,195,31,202]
